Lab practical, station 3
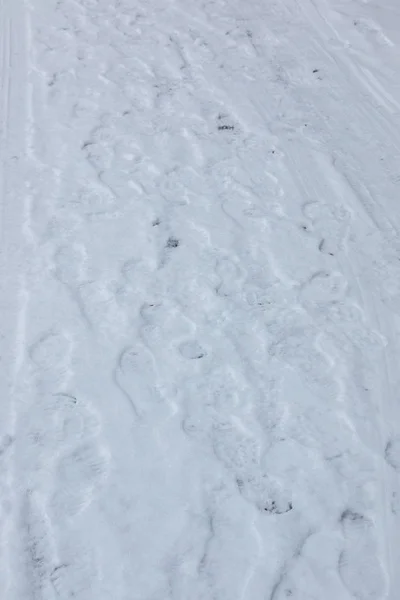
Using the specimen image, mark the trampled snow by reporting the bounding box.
[1,0,400,598]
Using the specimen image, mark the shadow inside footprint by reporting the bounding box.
[263,500,293,515]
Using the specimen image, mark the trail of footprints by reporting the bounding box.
[29,3,391,597]
[182,366,280,517]
[207,196,389,599]
[22,491,57,600]
[30,130,385,600]
[17,330,110,598]
[22,490,101,600]
[32,392,107,522]
[50,398,109,523]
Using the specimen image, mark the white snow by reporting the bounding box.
[1,0,400,597]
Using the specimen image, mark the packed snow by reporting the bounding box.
[1,0,400,598]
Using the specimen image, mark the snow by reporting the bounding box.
[1,0,400,597]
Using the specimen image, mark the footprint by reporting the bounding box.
[138,300,194,354]
[180,372,241,440]
[299,270,347,309]
[51,535,100,599]
[211,418,261,476]
[181,410,210,440]
[215,256,244,297]
[139,300,192,332]
[268,531,342,600]
[289,401,358,461]
[79,279,127,335]
[17,393,100,483]
[51,441,109,520]
[338,509,387,600]
[71,97,99,121]
[195,493,261,600]
[120,258,153,287]
[208,370,241,416]
[237,472,293,515]
[44,210,82,243]
[84,142,114,172]
[114,345,165,418]
[269,327,338,401]
[53,243,87,286]
[113,138,143,168]
[116,259,155,309]
[29,330,73,392]
[244,279,292,321]
[324,302,386,356]
[268,218,322,283]
[29,330,72,368]
[17,397,62,484]
[52,393,101,448]
[178,340,207,360]
[302,202,351,257]
[86,123,117,146]
[21,490,57,600]
[166,509,212,600]
[72,185,118,219]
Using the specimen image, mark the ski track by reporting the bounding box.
[1,0,400,597]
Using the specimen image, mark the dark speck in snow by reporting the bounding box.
[166,237,180,248]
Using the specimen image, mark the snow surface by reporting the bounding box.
[1,0,400,597]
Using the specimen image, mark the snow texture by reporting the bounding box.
[1,0,400,598]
